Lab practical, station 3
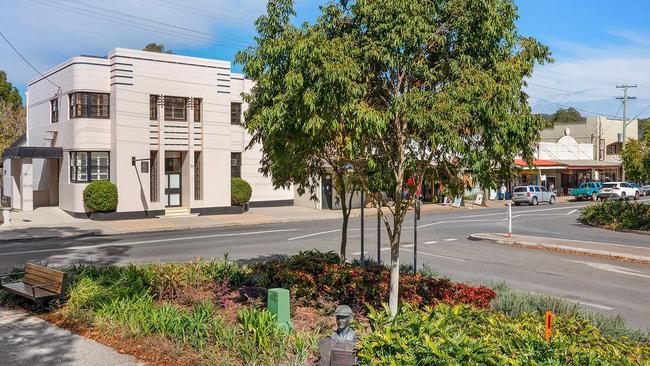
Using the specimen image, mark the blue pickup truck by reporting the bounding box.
[571,182,602,201]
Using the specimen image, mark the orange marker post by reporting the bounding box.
[545,310,553,343]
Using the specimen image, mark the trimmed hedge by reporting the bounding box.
[580,200,650,231]
[83,181,118,212]
[231,178,252,205]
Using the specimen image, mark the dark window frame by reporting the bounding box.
[150,95,158,120]
[193,98,202,122]
[70,151,110,183]
[51,98,59,123]
[230,102,242,125]
[69,92,110,119]
[231,152,242,178]
[164,96,187,121]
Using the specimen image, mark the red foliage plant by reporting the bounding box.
[251,251,495,313]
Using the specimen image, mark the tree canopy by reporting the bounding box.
[240,0,551,315]
[621,122,650,183]
[550,107,584,123]
[143,43,174,54]
[0,70,22,110]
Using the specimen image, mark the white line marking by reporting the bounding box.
[565,299,615,311]
[424,241,438,244]
[401,248,465,262]
[380,247,390,251]
[567,209,578,215]
[287,229,340,241]
[0,229,299,257]
[403,244,414,248]
[443,238,458,242]
[351,251,368,256]
[566,260,650,279]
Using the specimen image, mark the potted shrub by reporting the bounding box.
[231,178,252,211]
[83,181,118,214]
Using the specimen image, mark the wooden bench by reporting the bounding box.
[0,263,66,306]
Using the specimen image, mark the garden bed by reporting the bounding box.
[580,200,650,232]
[1,251,648,365]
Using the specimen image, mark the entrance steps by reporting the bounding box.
[159,207,199,218]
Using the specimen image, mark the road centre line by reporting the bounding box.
[401,248,465,262]
[567,209,578,215]
[0,229,299,257]
[287,229,340,241]
[424,241,438,244]
[565,299,615,311]
[565,260,650,279]
[443,238,458,242]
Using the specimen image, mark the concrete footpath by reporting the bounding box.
[470,233,650,263]
[0,198,523,242]
[0,307,144,366]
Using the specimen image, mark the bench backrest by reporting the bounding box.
[23,263,65,295]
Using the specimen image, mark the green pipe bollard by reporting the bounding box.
[268,288,292,330]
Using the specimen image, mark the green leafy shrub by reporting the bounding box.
[358,303,650,365]
[231,178,252,205]
[82,180,118,212]
[252,250,495,311]
[492,284,650,343]
[580,200,650,231]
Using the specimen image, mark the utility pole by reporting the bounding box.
[616,84,637,181]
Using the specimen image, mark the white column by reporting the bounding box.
[10,159,21,210]
[187,98,195,206]
[20,158,34,211]
[158,95,166,207]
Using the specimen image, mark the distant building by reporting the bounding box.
[513,127,621,195]
[2,48,292,217]
[539,116,638,162]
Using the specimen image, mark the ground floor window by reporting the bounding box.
[231,152,241,178]
[194,151,201,200]
[150,151,159,202]
[70,151,109,183]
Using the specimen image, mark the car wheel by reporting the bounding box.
[549,196,556,205]
[621,192,627,201]
[635,191,640,200]
[514,202,520,206]
[591,192,597,201]
[531,197,538,206]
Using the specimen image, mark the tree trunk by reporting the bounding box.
[388,223,401,315]
[335,172,350,263]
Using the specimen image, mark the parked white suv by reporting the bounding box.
[598,182,640,201]
[512,185,556,206]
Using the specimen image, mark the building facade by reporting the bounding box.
[513,128,621,195]
[2,48,292,218]
[539,116,639,162]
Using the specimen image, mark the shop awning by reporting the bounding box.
[554,160,621,169]
[513,159,567,170]
[1,146,63,160]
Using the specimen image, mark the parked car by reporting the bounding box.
[512,185,556,206]
[570,182,602,201]
[642,182,650,196]
[598,182,640,201]
[628,182,646,196]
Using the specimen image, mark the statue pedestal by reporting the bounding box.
[317,339,356,366]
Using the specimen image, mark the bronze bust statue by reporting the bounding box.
[331,305,357,344]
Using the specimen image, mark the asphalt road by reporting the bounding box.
[1,197,649,328]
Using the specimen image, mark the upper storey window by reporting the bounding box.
[150,95,158,120]
[164,96,187,121]
[69,92,110,119]
[231,102,242,125]
[51,99,58,123]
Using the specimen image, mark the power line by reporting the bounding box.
[29,0,253,50]
[527,94,617,119]
[526,82,611,98]
[0,30,61,89]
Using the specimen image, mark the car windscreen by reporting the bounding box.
[514,187,527,193]
[602,183,617,189]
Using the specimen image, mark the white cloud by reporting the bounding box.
[525,39,650,119]
[0,0,271,92]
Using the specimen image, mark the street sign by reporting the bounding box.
[474,193,484,206]
[452,197,462,207]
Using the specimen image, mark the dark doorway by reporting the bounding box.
[322,177,333,210]
[164,152,182,207]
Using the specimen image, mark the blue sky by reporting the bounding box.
[2,0,650,119]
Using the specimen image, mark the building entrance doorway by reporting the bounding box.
[165,152,182,207]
